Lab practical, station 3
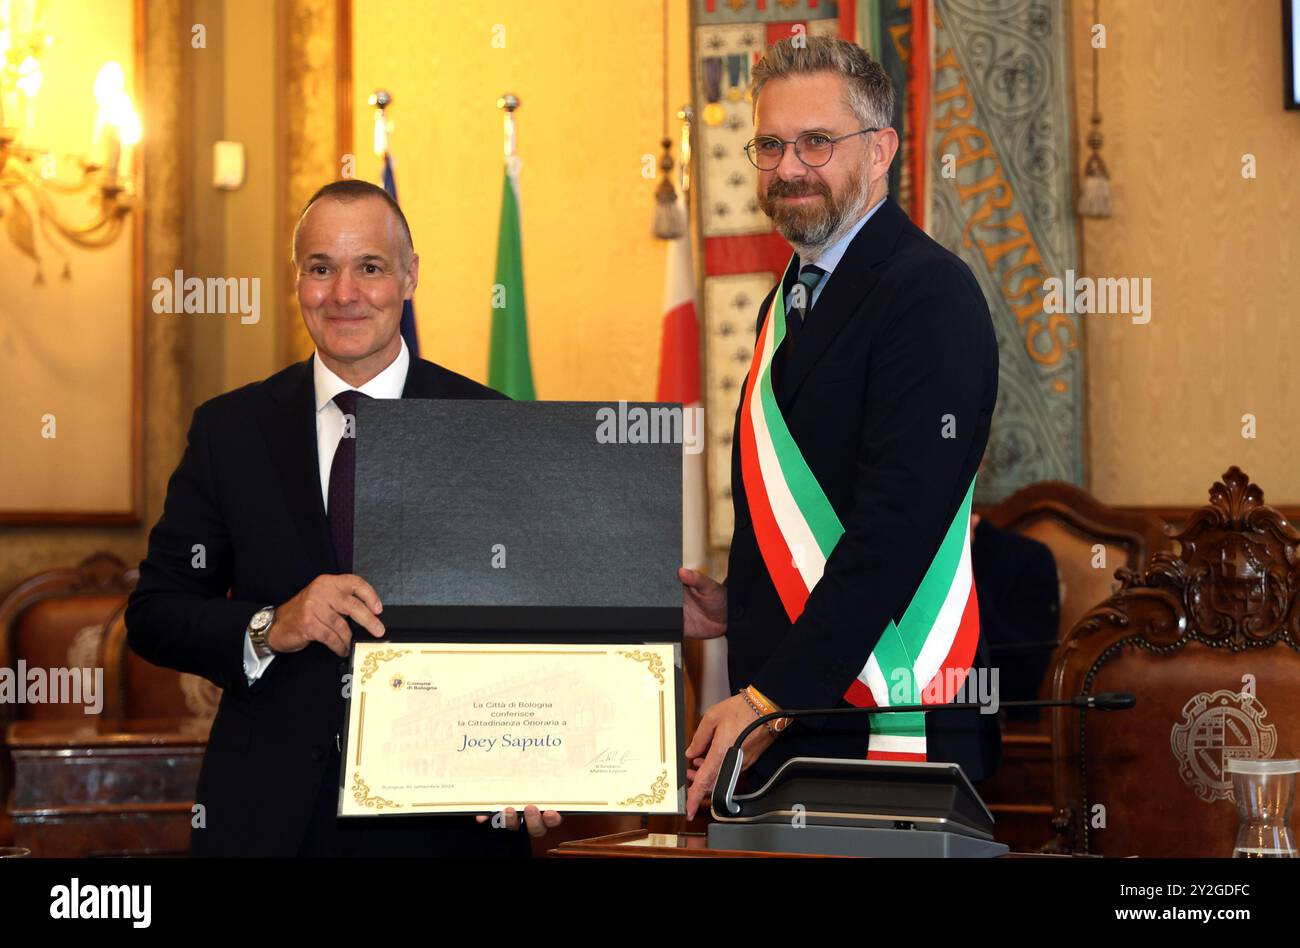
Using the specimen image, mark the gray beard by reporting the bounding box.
[782,181,873,262]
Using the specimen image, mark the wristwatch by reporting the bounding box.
[248,605,277,659]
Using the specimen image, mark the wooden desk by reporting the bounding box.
[6,717,207,857]
[550,828,1091,858]
[551,829,828,858]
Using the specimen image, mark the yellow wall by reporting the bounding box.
[186,0,284,409]
[1072,0,1300,505]
[353,0,1300,503]
[7,0,1300,604]
[350,0,693,400]
[0,0,136,513]
[0,0,189,595]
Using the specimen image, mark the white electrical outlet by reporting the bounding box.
[213,141,245,190]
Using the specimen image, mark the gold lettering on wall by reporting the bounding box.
[932,44,1076,369]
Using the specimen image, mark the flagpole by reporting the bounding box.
[497,93,519,166]
[368,88,391,158]
[488,93,536,400]
[676,103,693,200]
[651,0,685,240]
[368,88,421,359]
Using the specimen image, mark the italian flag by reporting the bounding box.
[656,196,728,711]
[488,158,536,400]
[738,258,980,760]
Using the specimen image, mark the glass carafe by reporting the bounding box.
[1227,758,1298,858]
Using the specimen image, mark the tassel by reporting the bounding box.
[653,137,686,239]
[1077,117,1112,219]
[1078,1,1113,219]
[1078,167,1111,218]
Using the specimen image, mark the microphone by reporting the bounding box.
[710,692,1136,817]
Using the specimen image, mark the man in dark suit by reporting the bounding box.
[126,180,559,855]
[970,514,1061,722]
[680,37,1000,817]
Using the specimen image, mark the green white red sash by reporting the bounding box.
[738,257,981,761]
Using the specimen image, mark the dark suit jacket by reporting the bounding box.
[971,518,1060,722]
[726,197,1002,783]
[126,355,528,857]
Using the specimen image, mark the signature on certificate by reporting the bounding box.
[585,747,637,770]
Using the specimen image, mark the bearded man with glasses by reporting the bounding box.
[678,36,1002,819]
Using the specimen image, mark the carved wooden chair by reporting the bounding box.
[981,481,1170,648]
[6,602,211,857]
[1048,467,1300,856]
[975,482,1168,851]
[0,553,137,845]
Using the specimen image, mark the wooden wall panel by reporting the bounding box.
[1072,0,1300,504]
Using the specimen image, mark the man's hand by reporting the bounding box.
[680,567,727,640]
[684,693,776,820]
[271,574,385,657]
[475,807,563,838]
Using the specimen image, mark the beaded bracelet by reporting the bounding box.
[741,685,788,735]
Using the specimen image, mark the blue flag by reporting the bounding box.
[381,154,420,359]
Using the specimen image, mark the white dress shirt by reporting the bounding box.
[242,339,412,683]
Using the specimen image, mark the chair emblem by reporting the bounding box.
[1171,689,1277,803]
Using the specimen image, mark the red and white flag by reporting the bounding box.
[656,196,728,710]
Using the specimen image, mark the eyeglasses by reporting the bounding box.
[743,128,879,170]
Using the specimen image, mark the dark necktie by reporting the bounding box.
[327,390,371,574]
[775,263,826,386]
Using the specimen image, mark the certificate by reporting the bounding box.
[339,641,684,816]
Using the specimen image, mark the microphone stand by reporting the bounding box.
[711,692,1136,817]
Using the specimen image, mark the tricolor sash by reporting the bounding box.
[738,257,981,761]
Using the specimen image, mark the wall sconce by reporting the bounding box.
[0,0,138,282]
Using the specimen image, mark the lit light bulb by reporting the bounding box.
[15,56,40,97]
[93,61,125,105]
[92,62,141,185]
[92,62,140,144]
[103,92,140,144]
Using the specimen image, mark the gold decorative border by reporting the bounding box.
[354,691,366,766]
[617,649,666,685]
[357,647,411,685]
[414,801,609,808]
[419,649,606,656]
[659,690,666,764]
[351,773,400,810]
[617,769,669,807]
[350,644,677,811]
